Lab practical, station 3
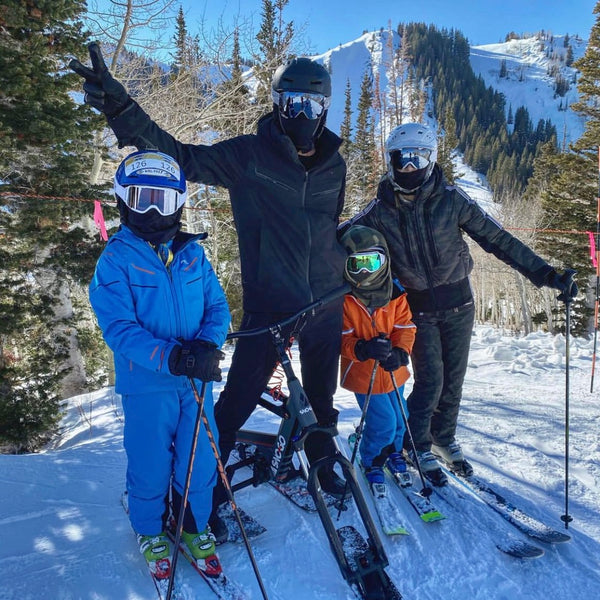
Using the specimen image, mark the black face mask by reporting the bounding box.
[277,110,324,153]
[394,166,429,193]
[119,201,182,245]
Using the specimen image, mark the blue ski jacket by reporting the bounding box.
[89,226,230,394]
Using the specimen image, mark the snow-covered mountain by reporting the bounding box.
[2,326,599,599]
[470,34,587,147]
[311,29,587,149]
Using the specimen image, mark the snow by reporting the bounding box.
[2,325,600,600]
[468,34,587,147]
[5,24,598,600]
[308,30,587,149]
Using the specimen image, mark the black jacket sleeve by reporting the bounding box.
[108,100,247,189]
[455,187,553,287]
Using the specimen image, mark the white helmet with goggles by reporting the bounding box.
[386,123,438,193]
[114,151,187,216]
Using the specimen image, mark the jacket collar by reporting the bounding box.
[378,164,443,207]
[117,225,207,254]
[257,112,342,165]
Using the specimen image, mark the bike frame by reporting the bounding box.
[223,285,392,595]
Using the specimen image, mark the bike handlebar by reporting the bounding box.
[226,283,350,341]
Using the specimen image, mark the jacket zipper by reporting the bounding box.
[414,204,436,294]
[254,168,296,192]
[302,171,313,302]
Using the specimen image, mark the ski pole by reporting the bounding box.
[336,358,379,519]
[560,286,574,529]
[389,371,433,499]
[188,377,270,600]
[591,146,600,392]
[166,380,208,600]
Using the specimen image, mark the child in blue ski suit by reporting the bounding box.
[89,150,230,578]
[339,225,416,488]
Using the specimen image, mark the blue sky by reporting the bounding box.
[186,0,598,53]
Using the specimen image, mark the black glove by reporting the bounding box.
[546,268,578,303]
[354,336,392,362]
[379,348,410,372]
[168,340,225,382]
[69,42,131,117]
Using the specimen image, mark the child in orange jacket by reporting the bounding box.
[339,225,416,488]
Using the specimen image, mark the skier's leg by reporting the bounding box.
[355,392,396,468]
[297,297,344,462]
[431,304,475,446]
[406,313,443,452]
[171,384,218,534]
[122,391,179,535]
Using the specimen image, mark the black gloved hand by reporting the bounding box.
[354,336,392,362]
[168,339,225,382]
[69,42,131,117]
[379,348,410,372]
[547,268,578,303]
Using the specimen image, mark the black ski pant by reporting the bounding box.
[407,302,475,452]
[212,298,343,507]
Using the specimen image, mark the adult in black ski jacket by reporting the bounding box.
[71,45,349,532]
[342,123,577,486]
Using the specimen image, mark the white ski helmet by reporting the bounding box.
[386,123,438,193]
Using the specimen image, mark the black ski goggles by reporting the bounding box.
[273,90,330,119]
[346,250,386,275]
[391,147,433,170]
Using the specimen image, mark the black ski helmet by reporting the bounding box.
[271,58,331,153]
[271,57,332,97]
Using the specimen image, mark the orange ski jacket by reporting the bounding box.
[341,291,416,394]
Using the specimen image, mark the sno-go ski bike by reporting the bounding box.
[224,284,402,600]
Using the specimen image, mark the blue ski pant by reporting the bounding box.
[355,386,407,468]
[122,383,218,536]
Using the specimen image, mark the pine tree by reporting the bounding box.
[526,2,600,335]
[172,5,188,75]
[254,0,294,107]
[438,108,459,184]
[0,0,102,451]
[499,59,508,78]
[340,79,353,158]
[353,70,378,200]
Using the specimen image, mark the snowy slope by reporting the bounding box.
[306,29,587,149]
[470,34,587,147]
[2,325,600,600]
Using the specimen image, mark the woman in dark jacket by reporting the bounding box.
[343,122,577,486]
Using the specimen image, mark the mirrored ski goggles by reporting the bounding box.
[120,185,186,216]
[273,90,330,119]
[391,147,433,171]
[346,250,387,275]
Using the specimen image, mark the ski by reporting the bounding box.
[385,466,446,523]
[120,492,183,599]
[338,525,403,599]
[213,502,267,544]
[269,475,347,512]
[346,435,409,534]
[443,468,571,545]
[357,467,410,536]
[431,483,545,559]
[165,527,249,600]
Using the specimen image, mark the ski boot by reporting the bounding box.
[385,451,412,487]
[137,533,172,580]
[408,449,448,486]
[364,465,387,499]
[181,529,222,578]
[431,442,474,476]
